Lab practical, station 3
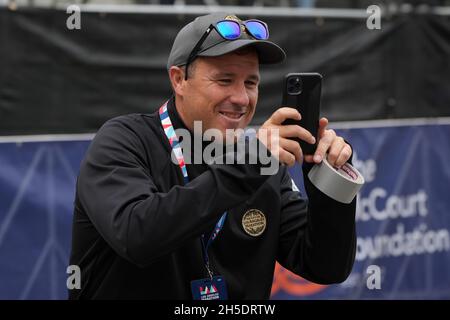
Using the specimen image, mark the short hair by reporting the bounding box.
[181,60,197,80]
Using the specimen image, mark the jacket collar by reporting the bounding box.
[167,96,189,132]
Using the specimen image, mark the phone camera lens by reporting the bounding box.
[287,76,302,95]
[289,77,300,85]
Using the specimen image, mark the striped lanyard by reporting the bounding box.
[159,101,227,278]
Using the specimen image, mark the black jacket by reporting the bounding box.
[69,98,356,299]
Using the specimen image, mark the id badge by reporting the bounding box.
[191,276,228,300]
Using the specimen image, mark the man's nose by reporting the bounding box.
[229,83,250,107]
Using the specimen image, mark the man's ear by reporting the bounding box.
[168,66,186,96]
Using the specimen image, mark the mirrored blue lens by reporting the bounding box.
[245,20,268,40]
[216,21,241,40]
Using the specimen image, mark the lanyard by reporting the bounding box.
[159,101,227,279]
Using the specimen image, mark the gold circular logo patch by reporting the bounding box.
[242,209,266,237]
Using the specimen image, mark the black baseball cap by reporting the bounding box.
[167,13,286,70]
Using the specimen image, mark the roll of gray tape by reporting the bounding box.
[307,158,365,204]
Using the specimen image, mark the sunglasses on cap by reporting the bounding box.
[184,19,269,80]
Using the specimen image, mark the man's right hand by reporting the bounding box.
[257,107,316,167]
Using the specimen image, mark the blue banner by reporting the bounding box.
[1,121,449,299]
[0,141,88,299]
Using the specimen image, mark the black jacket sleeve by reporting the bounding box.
[276,163,357,284]
[76,117,269,267]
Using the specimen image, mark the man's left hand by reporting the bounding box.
[304,117,352,168]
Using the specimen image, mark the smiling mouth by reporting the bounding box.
[218,111,245,120]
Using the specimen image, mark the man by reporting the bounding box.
[69,13,356,299]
